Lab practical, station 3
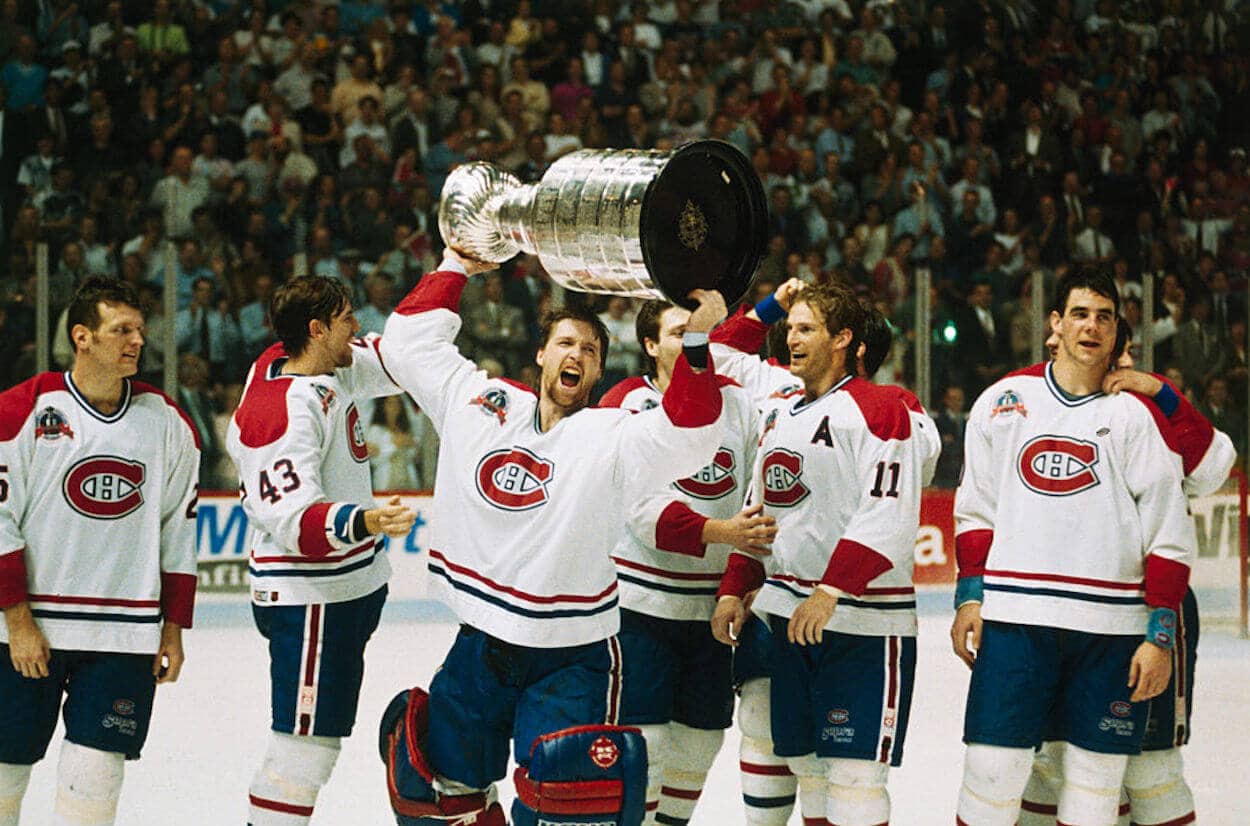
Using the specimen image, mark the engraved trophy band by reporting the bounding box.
[437,139,768,307]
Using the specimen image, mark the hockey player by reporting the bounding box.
[376,251,726,826]
[0,277,199,826]
[1018,323,1236,826]
[226,276,416,826]
[599,299,772,825]
[710,281,937,826]
[952,269,1196,826]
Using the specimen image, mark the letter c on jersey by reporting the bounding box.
[1016,435,1100,496]
[62,456,146,519]
[475,448,554,511]
[674,448,737,500]
[761,448,809,507]
[346,405,369,463]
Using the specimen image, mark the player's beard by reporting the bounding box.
[543,367,593,414]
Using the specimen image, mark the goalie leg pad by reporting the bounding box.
[824,758,889,826]
[378,687,504,825]
[0,763,31,826]
[52,741,124,826]
[1056,744,1127,826]
[512,725,647,826]
[1123,748,1195,826]
[247,732,340,826]
[956,743,1034,826]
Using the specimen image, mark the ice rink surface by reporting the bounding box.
[15,600,1250,825]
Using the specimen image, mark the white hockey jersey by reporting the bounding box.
[379,266,724,648]
[0,373,199,654]
[600,375,758,622]
[954,361,1195,636]
[227,335,398,606]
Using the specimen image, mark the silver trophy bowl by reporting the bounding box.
[438,140,767,308]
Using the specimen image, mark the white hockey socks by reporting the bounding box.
[825,758,889,826]
[247,732,340,825]
[738,679,796,826]
[785,753,827,826]
[0,763,32,826]
[1123,748,1195,826]
[656,723,723,825]
[956,743,1034,826]
[52,742,124,826]
[1019,741,1063,825]
[635,723,670,825]
[1056,744,1128,826]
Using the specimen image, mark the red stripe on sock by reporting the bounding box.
[740,761,793,776]
[660,786,702,801]
[1020,800,1059,814]
[249,794,314,816]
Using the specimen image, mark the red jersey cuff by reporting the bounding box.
[0,548,28,608]
[662,353,722,428]
[395,270,469,315]
[1144,554,1189,612]
[298,503,336,558]
[717,553,766,599]
[709,305,771,353]
[955,529,993,579]
[160,572,197,628]
[654,502,708,558]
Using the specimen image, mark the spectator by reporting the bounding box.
[341,95,390,168]
[176,351,224,489]
[1174,292,1227,392]
[597,296,641,391]
[463,271,527,374]
[330,53,383,125]
[1072,204,1117,265]
[366,394,424,490]
[150,144,211,239]
[174,275,242,385]
[953,279,1011,399]
[1198,375,1245,457]
[135,0,189,65]
[2,34,47,113]
[931,384,966,489]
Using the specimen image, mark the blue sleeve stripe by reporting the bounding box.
[754,294,786,325]
[331,504,359,545]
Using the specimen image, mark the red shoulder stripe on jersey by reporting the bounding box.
[1144,554,1189,612]
[955,529,993,578]
[890,385,925,414]
[0,548,28,608]
[843,378,912,441]
[715,374,742,389]
[298,503,336,559]
[598,376,649,409]
[160,571,196,628]
[717,553,766,599]
[497,377,538,397]
[233,370,294,449]
[132,381,203,450]
[1003,362,1048,379]
[654,501,708,558]
[0,372,67,442]
[663,353,722,427]
[709,305,770,353]
[395,270,469,315]
[821,539,894,595]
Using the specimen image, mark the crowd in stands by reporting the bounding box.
[1,0,1247,490]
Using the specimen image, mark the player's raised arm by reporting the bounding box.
[617,289,726,485]
[341,332,403,400]
[380,252,497,433]
[709,279,805,403]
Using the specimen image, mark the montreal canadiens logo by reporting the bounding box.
[475,448,554,511]
[346,405,369,463]
[674,448,737,500]
[62,456,146,519]
[827,708,850,725]
[761,448,809,507]
[1016,435,1100,496]
[588,735,620,769]
[1109,701,1132,718]
[112,699,135,716]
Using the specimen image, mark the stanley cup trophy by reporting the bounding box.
[438,140,768,308]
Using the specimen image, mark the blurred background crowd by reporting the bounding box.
[0,0,1247,491]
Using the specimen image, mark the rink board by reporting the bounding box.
[193,489,1245,606]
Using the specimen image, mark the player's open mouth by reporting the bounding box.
[559,369,580,387]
